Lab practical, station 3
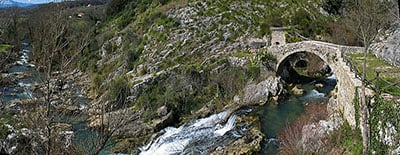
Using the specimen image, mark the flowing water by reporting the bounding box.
[0,43,97,153]
[1,43,37,103]
[139,109,252,155]
[139,75,336,155]
[2,43,337,154]
[259,75,337,154]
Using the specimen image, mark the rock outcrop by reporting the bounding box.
[243,76,284,104]
[371,23,400,67]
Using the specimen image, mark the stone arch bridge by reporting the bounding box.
[267,40,366,127]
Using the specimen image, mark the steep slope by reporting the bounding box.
[86,0,335,153]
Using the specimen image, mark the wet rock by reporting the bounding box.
[0,73,16,85]
[211,128,263,155]
[152,111,176,131]
[291,85,304,95]
[315,83,324,88]
[13,72,28,79]
[195,104,217,118]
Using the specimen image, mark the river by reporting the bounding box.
[260,75,337,154]
[2,43,337,154]
[0,42,99,154]
[139,75,337,154]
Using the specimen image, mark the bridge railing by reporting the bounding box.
[342,53,400,96]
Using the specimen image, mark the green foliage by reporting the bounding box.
[332,122,363,154]
[216,57,229,65]
[108,76,130,110]
[123,32,142,71]
[247,63,260,80]
[322,0,344,15]
[257,50,277,63]
[106,0,134,18]
[0,114,12,140]
[347,52,400,96]
[0,44,10,53]
[214,66,247,102]
[231,51,253,58]
[135,65,250,122]
[370,97,400,153]
[291,9,328,38]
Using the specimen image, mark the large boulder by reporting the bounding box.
[243,76,284,104]
[370,23,400,67]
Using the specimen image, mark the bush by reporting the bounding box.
[106,0,134,18]
[108,76,130,110]
[247,63,260,80]
[322,0,344,15]
[278,102,328,154]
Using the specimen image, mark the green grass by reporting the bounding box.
[347,52,400,96]
[0,44,10,53]
[335,123,363,154]
[231,51,253,58]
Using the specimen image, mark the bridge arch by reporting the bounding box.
[276,51,332,83]
[276,49,335,72]
[271,41,340,84]
[267,41,366,127]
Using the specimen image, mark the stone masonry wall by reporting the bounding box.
[268,41,368,128]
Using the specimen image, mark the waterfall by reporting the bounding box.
[214,115,237,136]
[139,111,239,155]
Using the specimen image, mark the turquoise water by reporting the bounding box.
[259,76,337,154]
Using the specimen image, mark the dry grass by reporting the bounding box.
[278,101,328,155]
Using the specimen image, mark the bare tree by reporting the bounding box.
[343,0,395,154]
[398,0,400,16]
[25,3,93,154]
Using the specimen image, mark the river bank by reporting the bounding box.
[0,43,97,154]
[0,43,350,154]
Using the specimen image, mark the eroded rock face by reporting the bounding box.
[370,23,400,67]
[243,76,284,104]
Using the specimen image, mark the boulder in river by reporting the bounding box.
[243,76,284,104]
[291,85,304,96]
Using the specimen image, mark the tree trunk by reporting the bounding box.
[361,47,369,155]
[398,0,400,17]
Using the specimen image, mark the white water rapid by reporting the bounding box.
[139,111,238,155]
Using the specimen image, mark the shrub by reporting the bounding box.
[106,0,134,18]
[108,76,130,110]
[322,0,344,15]
[278,102,328,154]
[247,63,260,80]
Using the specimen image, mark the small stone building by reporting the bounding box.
[270,27,289,46]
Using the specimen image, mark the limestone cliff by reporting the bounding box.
[371,23,400,67]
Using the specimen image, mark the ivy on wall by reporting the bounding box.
[369,96,400,154]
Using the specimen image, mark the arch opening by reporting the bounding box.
[277,51,332,84]
[295,60,308,68]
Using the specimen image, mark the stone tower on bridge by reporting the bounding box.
[270,27,289,46]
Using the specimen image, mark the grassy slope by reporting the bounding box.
[88,0,338,153]
[348,52,400,96]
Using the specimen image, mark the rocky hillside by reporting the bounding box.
[371,22,400,67]
[83,0,338,153]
